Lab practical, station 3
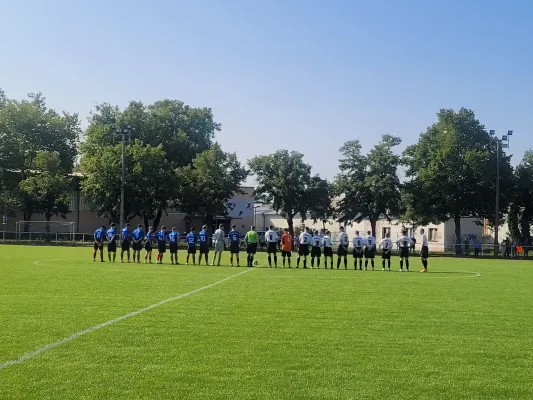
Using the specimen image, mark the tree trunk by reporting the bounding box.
[152,209,163,232]
[370,219,377,238]
[45,214,52,233]
[143,215,150,231]
[287,217,294,237]
[206,213,214,233]
[23,211,32,232]
[454,213,462,254]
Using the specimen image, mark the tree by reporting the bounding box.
[17,152,71,232]
[403,108,514,250]
[335,135,402,236]
[0,91,80,225]
[307,177,336,230]
[80,142,177,229]
[249,150,322,236]
[397,180,438,232]
[507,150,533,244]
[173,143,248,227]
[79,99,220,224]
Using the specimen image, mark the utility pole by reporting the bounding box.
[490,129,512,256]
[114,126,133,229]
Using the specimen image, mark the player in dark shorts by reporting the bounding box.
[419,228,429,272]
[379,233,393,271]
[132,224,145,264]
[168,227,180,265]
[120,223,132,263]
[352,231,364,270]
[397,229,413,272]
[93,225,106,262]
[245,226,258,267]
[156,226,167,264]
[228,225,240,266]
[310,230,322,268]
[186,227,197,265]
[337,226,349,269]
[144,226,154,264]
[198,225,209,266]
[106,223,118,262]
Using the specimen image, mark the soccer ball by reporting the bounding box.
[253,260,258,265]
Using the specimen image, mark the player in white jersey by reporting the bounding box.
[337,226,349,269]
[397,229,414,271]
[322,230,333,269]
[212,224,225,266]
[419,228,429,272]
[310,230,323,268]
[379,233,393,270]
[265,225,279,268]
[297,227,313,268]
[352,231,364,270]
[364,230,377,270]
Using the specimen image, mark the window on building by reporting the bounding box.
[382,227,391,239]
[428,228,438,242]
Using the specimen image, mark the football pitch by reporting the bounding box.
[1,246,532,399]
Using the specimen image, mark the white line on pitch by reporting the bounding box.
[0,267,256,371]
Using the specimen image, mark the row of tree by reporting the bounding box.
[1,90,531,246]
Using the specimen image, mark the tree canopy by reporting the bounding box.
[403,108,513,244]
[335,135,402,236]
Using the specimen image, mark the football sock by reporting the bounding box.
[406,260,410,270]
[400,260,404,269]
[288,259,291,268]
[236,256,239,265]
[371,260,374,269]
[311,257,315,268]
[304,259,307,268]
[297,257,301,267]
[422,259,428,269]
[388,260,391,269]
[186,255,190,264]
[344,257,347,269]
[382,260,385,268]
[337,258,341,269]
[268,255,272,267]
[274,256,277,267]
[365,260,368,269]
[359,260,363,269]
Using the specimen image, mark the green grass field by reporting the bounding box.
[1,245,532,399]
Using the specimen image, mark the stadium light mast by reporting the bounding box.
[491,129,512,256]
[114,126,133,229]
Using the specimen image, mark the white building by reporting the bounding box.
[253,205,482,252]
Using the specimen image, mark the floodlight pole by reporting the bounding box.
[491,129,512,256]
[114,126,133,229]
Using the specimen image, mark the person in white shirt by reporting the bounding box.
[212,224,225,266]
[352,231,364,270]
[379,233,393,271]
[265,225,279,268]
[396,229,414,271]
[337,226,349,269]
[297,227,313,269]
[364,230,376,270]
[322,230,333,269]
[419,228,429,272]
[310,230,323,268]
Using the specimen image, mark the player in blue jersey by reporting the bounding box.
[186,227,197,265]
[93,225,106,262]
[132,224,145,264]
[144,226,154,264]
[198,225,210,266]
[106,223,118,262]
[168,227,180,265]
[156,226,167,264]
[228,225,240,267]
[120,223,132,263]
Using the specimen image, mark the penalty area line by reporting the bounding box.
[0,267,257,371]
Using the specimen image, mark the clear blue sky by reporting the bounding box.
[1,0,532,182]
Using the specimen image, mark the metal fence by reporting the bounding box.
[451,243,533,258]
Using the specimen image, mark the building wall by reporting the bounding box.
[253,212,483,252]
[4,187,255,236]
